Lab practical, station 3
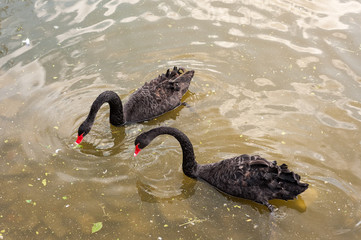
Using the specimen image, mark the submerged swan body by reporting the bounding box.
[76,67,194,144]
[134,127,308,211]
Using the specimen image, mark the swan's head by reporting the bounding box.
[75,122,92,144]
[133,131,153,157]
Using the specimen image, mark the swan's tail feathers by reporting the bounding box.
[152,66,187,84]
[168,66,186,78]
[169,70,194,84]
[171,70,195,95]
[173,66,185,75]
[272,163,309,200]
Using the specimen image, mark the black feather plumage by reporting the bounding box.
[76,67,194,143]
[134,127,308,211]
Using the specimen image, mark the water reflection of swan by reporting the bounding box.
[136,177,197,203]
[78,125,127,157]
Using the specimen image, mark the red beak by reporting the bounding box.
[75,133,84,145]
[134,144,141,157]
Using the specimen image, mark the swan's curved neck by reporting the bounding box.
[148,127,198,178]
[87,91,124,126]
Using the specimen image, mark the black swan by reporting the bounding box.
[76,67,194,144]
[134,127,308,211]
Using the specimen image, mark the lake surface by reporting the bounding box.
[1,0,361,239]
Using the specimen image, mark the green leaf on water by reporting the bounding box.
[91,222,103,233]
[73,144,83,149]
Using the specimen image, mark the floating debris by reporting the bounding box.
[179,217,206,227]
[355,220,361,227]
[73,144,83,149]
[22,38,30,46]
[25,199,36,206]
[91,222,103,233]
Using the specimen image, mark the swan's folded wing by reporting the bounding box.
[124,70,194,123]
[123,81,183,123]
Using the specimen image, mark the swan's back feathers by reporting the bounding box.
[124,67,194,123]
[197,154,308,208]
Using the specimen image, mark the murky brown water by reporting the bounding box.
[1,0,361,239]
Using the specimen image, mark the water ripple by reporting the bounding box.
[56,19,115,45]
[257,34,323,54]
[280,0,361,30]
[0,60,45,101]
[35,0,102,24]
[104,0,141,16]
